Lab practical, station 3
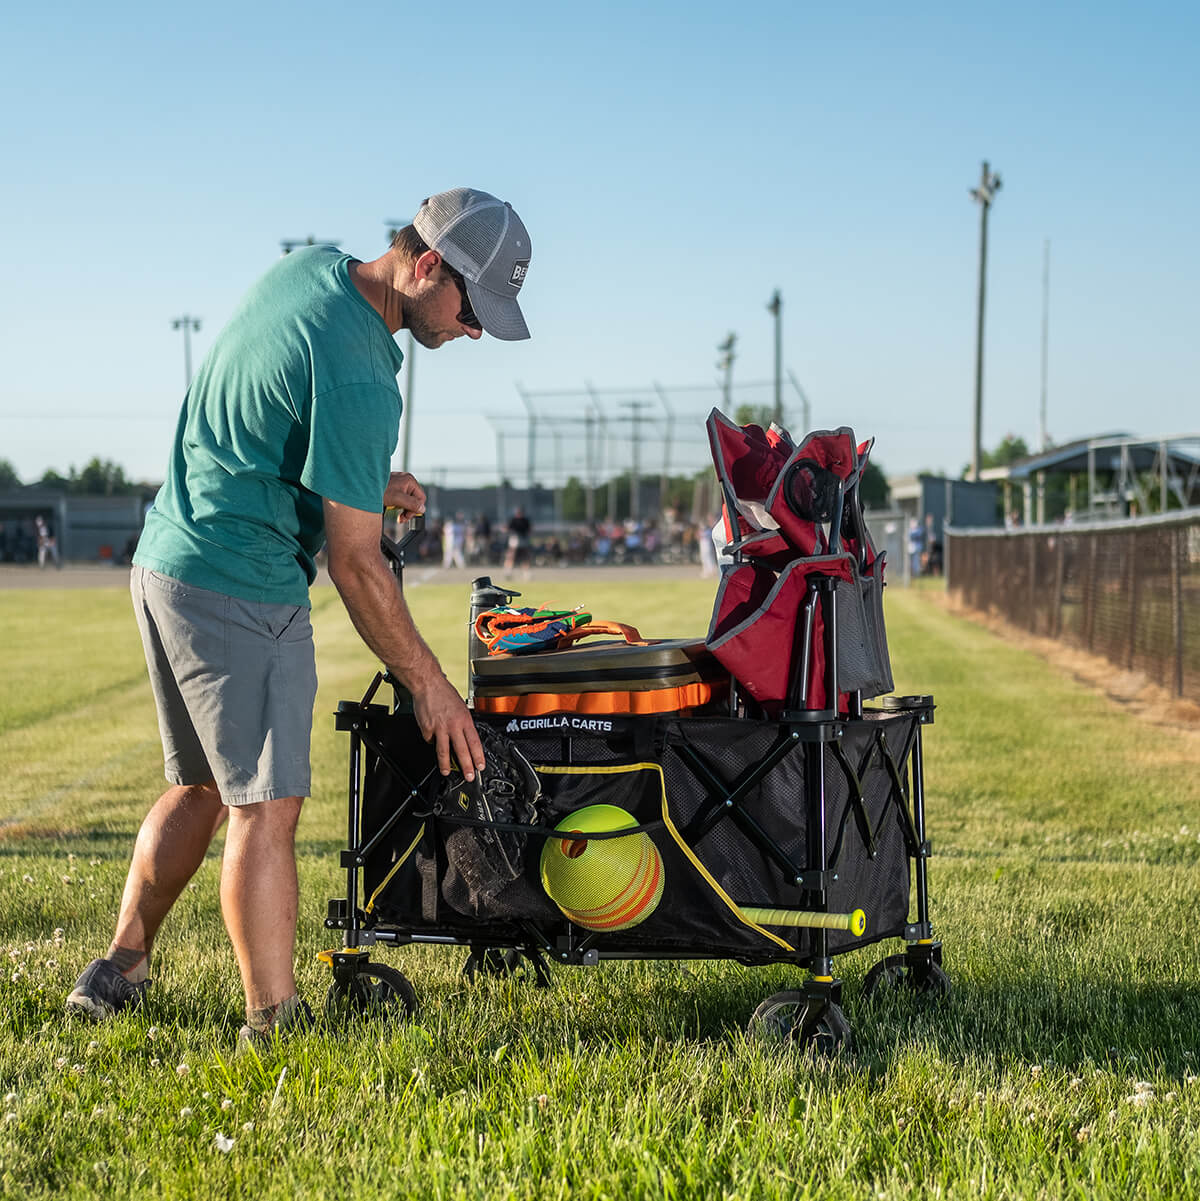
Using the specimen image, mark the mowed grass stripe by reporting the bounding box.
[3,575,1200,1200]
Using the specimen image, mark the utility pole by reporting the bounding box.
[969,160,1002,481]
[716,332,737,409]
[171,315,201,390]
[619,399,654,521]
[787,370,812,433]
[766,291,783,425]
[1040,239,1051,452]
[516,384,537,506]
[653,382,675,514]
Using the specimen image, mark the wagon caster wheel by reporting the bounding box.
[325,962,418,1024]
[463,947,554,988]
[462,948,523,982]
[861,954,952,1001]
[747,990,852,1055]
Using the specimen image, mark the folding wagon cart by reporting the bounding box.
[320,410,949,1051]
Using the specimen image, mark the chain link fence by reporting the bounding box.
[946,512,1200,702]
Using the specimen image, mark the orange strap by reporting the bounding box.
[553,621,648,647]
[473,680,725,717]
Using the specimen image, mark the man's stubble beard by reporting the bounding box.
[403,291,451,350]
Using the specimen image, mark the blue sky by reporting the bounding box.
[1,1,1196,489]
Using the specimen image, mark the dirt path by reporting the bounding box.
[932,586,1200,735]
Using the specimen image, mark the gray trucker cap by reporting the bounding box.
[413,187,532,340]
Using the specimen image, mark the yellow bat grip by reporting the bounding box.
[740,907,867,937]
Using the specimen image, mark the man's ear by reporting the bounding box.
[413,248,442,283]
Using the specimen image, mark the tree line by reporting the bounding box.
[0,457,144,496]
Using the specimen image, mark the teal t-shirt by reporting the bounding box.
[135,246,404,606]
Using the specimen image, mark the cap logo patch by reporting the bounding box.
[509,260,529,288]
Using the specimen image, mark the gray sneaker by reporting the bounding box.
[66,958,150,1020]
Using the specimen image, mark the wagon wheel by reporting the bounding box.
[462,948,522,981]
[747,990,852,1055]
[462,947,553,988]
[325,962,418,1024]
[861,954,952,1001]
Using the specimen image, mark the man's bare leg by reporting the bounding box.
[219,796,304,1015]
[108,781,228,981]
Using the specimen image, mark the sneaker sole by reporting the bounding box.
[65,991,115,1020]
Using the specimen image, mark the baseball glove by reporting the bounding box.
[435,721,543,902]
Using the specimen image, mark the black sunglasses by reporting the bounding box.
[441,260,482,330]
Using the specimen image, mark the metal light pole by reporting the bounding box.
[171,315,201,390]
[1039,239,1051,452]
[787,370,812,433]
[767,291,782,425]
[969,160,1001,480]
[716,332,737,408]
[384,221,417,473]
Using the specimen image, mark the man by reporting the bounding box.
[65,187,533,1048]
[504,506,532,571]
[35,514,61,568]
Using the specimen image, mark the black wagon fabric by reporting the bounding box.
[359,708,919,962]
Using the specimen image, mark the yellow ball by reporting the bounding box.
[540,804,665,931]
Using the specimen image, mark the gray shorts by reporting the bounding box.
[130,567,317,805]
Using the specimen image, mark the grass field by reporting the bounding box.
[1,574,1199,1199]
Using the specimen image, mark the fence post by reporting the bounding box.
[1171,524,1184,697]
[1028,534,1037,634]
[1125,530,1138,670]
[1085,536,1098,651]
[1053,533,1065,640]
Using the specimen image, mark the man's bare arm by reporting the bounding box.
[322,497,484,778]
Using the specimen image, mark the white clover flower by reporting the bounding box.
[176,1063,189,1077]
[71,1064,85,1076]
[241,1121,254,1133]
[54,1057,68,1070]
[220,1098,233,1111]
[52,928,64,941]
[1165,1092,1177,1103]
[1128,1092,1154,1108]
[180,1107,193,1118]
[87,1041,99,1053]
[90,859,101,867]
[149,1058,160,1068]
[93,1162,108,1177]
[22,875,33,884]
[214,1133,234,1153]
[1133,1081,1155,1093]
[146,1027,159,1041]
[3,1093,17,1104]
[1030,1065,1042,1077]
[4,1113,17,1125]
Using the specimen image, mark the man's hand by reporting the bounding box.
[324,495,483,777]
[410,672,486,780]
[384,472,426,521]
